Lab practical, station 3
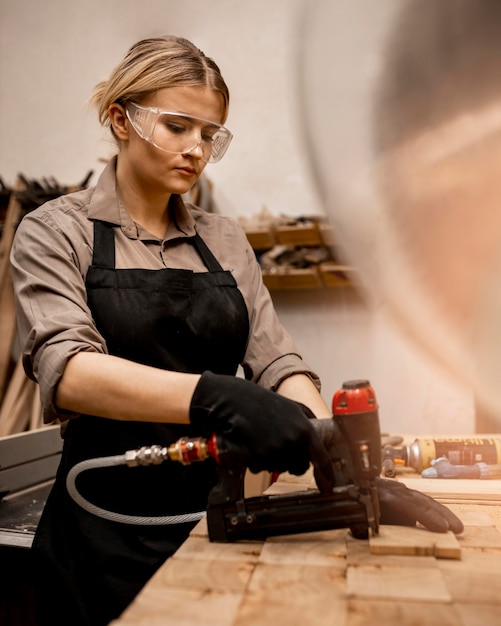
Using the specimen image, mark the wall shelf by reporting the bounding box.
[243,219,355,291]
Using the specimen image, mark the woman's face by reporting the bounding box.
[121,84,226,197]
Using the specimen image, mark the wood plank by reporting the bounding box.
[446,506,496,527]
[455,603,501,626]
[235,594,347,626]
[399,476,501,503]
[456,525,501,549]
[347,533,439,568]
[346,600,461,626]
[110,587,244,626]
[188,516,208,538]
[448,503,501,531]
[110,527,255,626]
[159,556,255,593]
[369,525,461,559]
[347,565,452,602]
[174,536,263,563]
[260,529,347,567]
[234,562,347,626]
[438,550,501,604]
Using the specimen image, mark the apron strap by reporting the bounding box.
[92,221,116,268]
[191,232,225,272]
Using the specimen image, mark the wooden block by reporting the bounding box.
[456,525,501,549]
[174,536,263,563]
[438,551,501,604]
[369,525,461,559]
[233,562,346,626]
[247,562,345,598]
[399,477,501,504]
[455,603,501,626]
[235,595,347,626]
[266,528,348,546]
[111,586,244,626]
[188,516,208,537]
[448,504,501,531]
[347,533,438,568]
[347,600,461,626]
[234,595,347,626]
[159,557,255,593]
[347,565,452,602]
[446,506,496,527]
[260,529,347,567]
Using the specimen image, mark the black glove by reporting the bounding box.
[189,371,335,490]
[376,477,464,534]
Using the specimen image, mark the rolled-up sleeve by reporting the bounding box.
[10,207,107,423]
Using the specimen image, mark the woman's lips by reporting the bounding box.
[175,167,197,176]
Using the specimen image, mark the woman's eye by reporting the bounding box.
[165,122,187,135]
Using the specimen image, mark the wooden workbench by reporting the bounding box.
[110,470,501,626]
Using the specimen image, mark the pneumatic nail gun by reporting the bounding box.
[168,379,382,541]
[67,380,382,541]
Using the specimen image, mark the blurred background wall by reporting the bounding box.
[0,0,475,434]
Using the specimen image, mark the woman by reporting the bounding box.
[11,36,461,626]
[11,35,335,625]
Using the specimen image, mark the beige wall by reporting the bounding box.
[0,0,475,434]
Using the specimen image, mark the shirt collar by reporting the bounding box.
[87,155,197,239]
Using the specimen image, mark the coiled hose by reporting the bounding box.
[66,453,205,526]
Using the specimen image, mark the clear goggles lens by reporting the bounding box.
[125,102,232,163]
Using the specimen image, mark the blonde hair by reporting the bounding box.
[90,36,230,126]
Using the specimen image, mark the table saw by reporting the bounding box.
[0,425,61,547]
[0,425,62,624]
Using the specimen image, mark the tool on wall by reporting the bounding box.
[66,380,382,542]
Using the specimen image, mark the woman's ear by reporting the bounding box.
[108,104,129,141]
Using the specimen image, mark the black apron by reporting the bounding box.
[32,220,250,626]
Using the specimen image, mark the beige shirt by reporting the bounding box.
[11,158,319,422]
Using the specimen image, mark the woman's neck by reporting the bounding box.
[116,159,172,239]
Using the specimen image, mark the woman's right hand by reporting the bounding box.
[189,371,335,490]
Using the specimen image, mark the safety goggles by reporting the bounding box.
[125,102,233,163]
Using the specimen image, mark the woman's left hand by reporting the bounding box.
[376,477,464,534]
